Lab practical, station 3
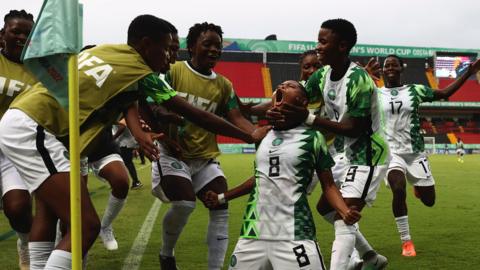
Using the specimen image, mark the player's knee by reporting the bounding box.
[171,200,196,215]
[110,177,129,198]
[3,198,32,224]
[422,197,435,207]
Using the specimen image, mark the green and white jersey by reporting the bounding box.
[140,73,177,104]
[240,125,334,241]
[456,141,464,150]
[378,84,435,154]
[305,62,389,166]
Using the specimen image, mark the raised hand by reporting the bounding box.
[469,59,480,75]
[279,102,309,124]
[136,132,163,161]
[363,57,381,80]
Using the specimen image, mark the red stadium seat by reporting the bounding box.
[438,79,480,101]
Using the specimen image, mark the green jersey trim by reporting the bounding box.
[140,73,176,104]
[346,66,374,117]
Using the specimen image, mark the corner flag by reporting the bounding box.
[22,0,83,108]
[22,1,84,269]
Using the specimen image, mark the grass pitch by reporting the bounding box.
[0,154,479,269]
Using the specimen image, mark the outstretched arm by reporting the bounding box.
[204,176,255,208]
[434,59,480,100]
[226,108,255,133]
[163,96,270,143]
[267,103,370,138]
[124,103,162,160]
[317,168,361,225]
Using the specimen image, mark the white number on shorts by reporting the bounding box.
[293,244,310,267]
[269,156,280,177]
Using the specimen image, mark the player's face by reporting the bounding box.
[316,28,340,66]
[143,34,172,73]
[2,18,33,62]
[383,57,402,85]
[300,54,321,81]
[190,30,222,71]
[169,33,180,64]
[272,80,307,129]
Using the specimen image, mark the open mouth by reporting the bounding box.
[15,40,25,47]
[385,71,397,78]
[207,53,220,59]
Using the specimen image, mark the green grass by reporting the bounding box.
[1,154,479,269]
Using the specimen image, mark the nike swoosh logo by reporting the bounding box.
[269,149,279,153]
[217,237,228,241]
[374,258,379,266]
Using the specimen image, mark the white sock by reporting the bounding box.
[54,220,62,247]
[44,249,71,270]
[101,193,126,229]
[330,220,356,270]
[395,215,411,242]
[353,223,374,258]
[160,200,195,257]
[322,211,336,224]
[207,209,229,270]
[16,231,29,246]
[29,241,55,270]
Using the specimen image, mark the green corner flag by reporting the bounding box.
[22,0,83,108]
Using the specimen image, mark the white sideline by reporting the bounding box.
[122,199,162,270]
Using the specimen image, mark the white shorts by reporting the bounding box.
[340,165,388,204]
[387,152,435,187]
[0,109,70,193]
[89,154,124,180]
[228,238,326,270]
[307,153,348,195]
[456,149,465,156]
[151,144,225,199]
[331,153,348,187]
[0,150,28,196]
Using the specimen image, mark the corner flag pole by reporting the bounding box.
[68,54,82,270]
[22,0,83,267]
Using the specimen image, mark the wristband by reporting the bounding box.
[218,193,226,204]
[305,113,316,126]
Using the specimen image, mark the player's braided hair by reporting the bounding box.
[299,49,318,64]
[4,10,34,24]
[321,18,357,53]
[186,22,223,56]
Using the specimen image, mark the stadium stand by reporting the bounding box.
[439,79,480,101]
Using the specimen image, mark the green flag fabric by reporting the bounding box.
[22,0,83,108]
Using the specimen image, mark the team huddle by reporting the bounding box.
[1,8,479,270]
